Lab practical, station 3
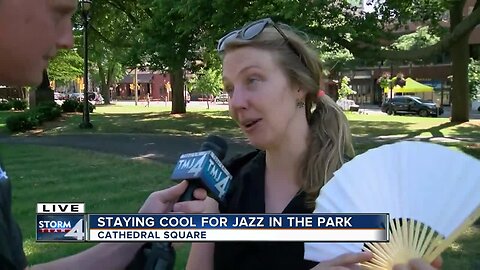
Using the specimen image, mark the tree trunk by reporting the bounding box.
[171,68,186,114]
[98,62,111,105]
[450,2,470,123]
[29,70,53,108]
[104,65,115,105]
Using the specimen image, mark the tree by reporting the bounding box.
[390,26,441,65]
[338,76,356,100]
[189,68,223,109]
[84,0,144,105]
[48,49,83,85]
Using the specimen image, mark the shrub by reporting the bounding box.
[61,99,80,112]
[0,100,12,111]
[6,113,35,132]
[33,103,62,122]
[5,102,63,133]
[76,101,95,113]
[11,99,27,110]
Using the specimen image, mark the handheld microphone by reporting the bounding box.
[171,135,232,202]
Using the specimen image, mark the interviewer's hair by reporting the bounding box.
[221,23,354,209]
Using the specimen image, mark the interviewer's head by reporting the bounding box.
[218,18,353,207]
[0,0,76,86]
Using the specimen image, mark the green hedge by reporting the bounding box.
[76,101,95,113]
[5,102,62,132]
[0,100,12,111]
[11,99,27,110]
[5,99,96,133]
[61,99,80,112]
[5,113,35,132]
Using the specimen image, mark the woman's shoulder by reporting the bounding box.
[219,150,265,212]
[223,149,264,174]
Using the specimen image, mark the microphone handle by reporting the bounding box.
[178,181,201,202]
[152,242,176,270]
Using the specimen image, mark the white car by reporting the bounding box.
[472,100,480,112]
[216,93,229,103]
[336,98,359,111]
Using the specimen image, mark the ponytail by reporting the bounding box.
[301,94,354,209]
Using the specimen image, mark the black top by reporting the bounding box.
[0,163,28,270]
[214,151,318,270]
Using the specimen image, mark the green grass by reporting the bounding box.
[7,105,480,145]
[1,144,189,269]
[347,112,480,142]
[36,105,240,138]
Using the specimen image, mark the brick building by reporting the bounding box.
[115,71,171,101]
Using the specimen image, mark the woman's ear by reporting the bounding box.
[296,87,307,100]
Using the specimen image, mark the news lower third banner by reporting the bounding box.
[87,214,389,242]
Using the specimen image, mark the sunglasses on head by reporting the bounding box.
[216,18,302,60]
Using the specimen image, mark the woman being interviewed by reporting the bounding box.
[173,18,436,270]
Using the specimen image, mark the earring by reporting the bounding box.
[296,99,305,108]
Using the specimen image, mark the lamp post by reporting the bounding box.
[79,0,93,129]
[389,62,394,100]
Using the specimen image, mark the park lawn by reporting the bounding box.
[34,106,240,138]
[4,104,479,146]
[347,112,480,143]
[1,144,190,269]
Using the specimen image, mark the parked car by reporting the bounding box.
[215,93,229,103]
[336,98,359,111]
[190,93,214,102]
[54,92,67,100]
[88,92,104,104]
[68,93,83,101]
[381,96,444,117]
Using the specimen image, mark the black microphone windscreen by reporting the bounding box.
[200,135,228,160]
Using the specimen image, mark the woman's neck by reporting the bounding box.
[263,119,309,213]
[265,119,309,185]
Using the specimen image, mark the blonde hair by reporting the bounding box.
[221,23,354,209]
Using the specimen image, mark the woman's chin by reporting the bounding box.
[246,136,268,150]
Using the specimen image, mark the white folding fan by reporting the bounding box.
[304,141,480,269]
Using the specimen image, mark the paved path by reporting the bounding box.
[1,130,475,167]
[357,104,480,119]
[0,134,255,164]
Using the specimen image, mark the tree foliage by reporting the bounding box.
[188,67,222,109]
[392,26,441,51]
[338,76,356,100]
[189,68,222,96]
[468,58,480,100]
[48,49,83,85]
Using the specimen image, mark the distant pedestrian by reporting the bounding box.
[145,93,150,107]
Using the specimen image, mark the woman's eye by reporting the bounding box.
[247,77,259,85]
[224,87,233,96]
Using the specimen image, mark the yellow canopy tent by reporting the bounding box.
[384,78,434,93]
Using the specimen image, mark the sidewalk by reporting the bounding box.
[357,104,480,119]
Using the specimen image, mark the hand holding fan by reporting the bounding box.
[304,141,480,269]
